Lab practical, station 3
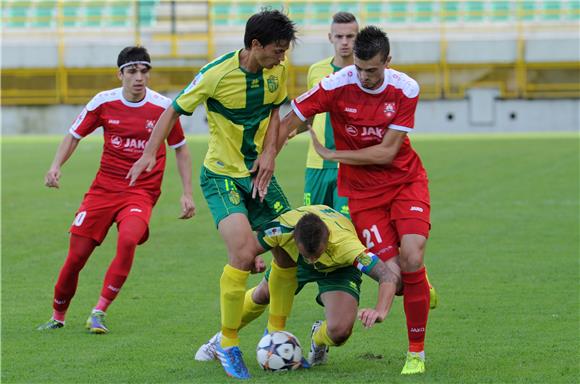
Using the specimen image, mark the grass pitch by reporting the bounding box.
[1,133,578,383]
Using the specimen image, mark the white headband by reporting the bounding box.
[119,61,152,70]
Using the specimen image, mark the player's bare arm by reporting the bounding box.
[358,256,400,328]
[276,109,305,152]
[310,127,407,165]
[127,105,180,186]
[250,107,281,201]
[174,144,196,219]
[45,133,80,188]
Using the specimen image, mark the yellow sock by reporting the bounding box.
[312,321,337,347]
[239,287,268,330]
[267,261,297,332]
[220,264,250,348]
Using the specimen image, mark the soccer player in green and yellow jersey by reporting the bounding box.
[127,9,297,379]
[302,12,358,217]
[195,205,400,367]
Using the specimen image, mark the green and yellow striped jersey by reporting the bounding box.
[306,56,341,169]
[173,50,288,177]
[257,205,366,273]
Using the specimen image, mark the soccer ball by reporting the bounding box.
[256,331,303,371]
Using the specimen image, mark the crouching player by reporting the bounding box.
[195,205,400,366]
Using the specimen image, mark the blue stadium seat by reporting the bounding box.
[6,1,30,28]
[32,1,56,28]
[465,1,485,22]
[387,2,408,23]
[363,2,382,24]
[442,1,460,22]
[491,1,511,22]
[414,1,435,23]
[85,1,104,27]
[110,1,131,27]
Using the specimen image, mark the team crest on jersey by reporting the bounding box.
[384,102,396,117]
[267,75,279,92]
[228,190,241,205]
[145,120,156,132]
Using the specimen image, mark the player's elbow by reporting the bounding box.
[375,151,396,165]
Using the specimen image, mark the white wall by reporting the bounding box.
[3,97,578,135]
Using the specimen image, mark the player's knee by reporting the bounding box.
[253,281,270,305]
[400,237,426,271]
[327,322,353,346]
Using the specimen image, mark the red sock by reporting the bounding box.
[98,217,147,305]
[53,234,98,314]
[402,267,430,352]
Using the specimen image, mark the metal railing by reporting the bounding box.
[2,0,579,104]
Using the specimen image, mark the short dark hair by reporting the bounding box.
[354,26,390,62]
[244,8,297,49]
[117,46,151,71]
[332,11,357,24]
[294,213,329,255]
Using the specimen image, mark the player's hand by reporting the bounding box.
[45,167,61,188]
[126,153,156,186]
[308,125,335,160]
[178,193,196,219]
[287,128,298,139]
[251,256,266,274]
[358,308,385,328]
[249,152,275,202]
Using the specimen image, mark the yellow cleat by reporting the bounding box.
[401,352,425,375]
[429,284,438,310]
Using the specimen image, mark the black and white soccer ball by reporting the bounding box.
[256,331,303,371]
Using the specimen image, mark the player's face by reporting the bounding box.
[354,53,390,90]
[297,236,328,265]
[329,22,358,59]
[253,40,290,69]
[118,64,150,101]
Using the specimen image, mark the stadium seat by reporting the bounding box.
[6,1,30,28]
[32,1,56,28]
[311,3,332,25]
[465,1,485,22]
[110,1,131,27]
[442,1,460,22]
[363,2,382,24]
[85,1,105,27]
[387,2,408,23]
[491,1,511,22]
[414,1,435,23]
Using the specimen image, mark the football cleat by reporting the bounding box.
[307,320,329,366]
[215,344,250,379]
[194,332,220,361]
[37,318,64,331]
[401,352,425,375]
[85,310,109,334]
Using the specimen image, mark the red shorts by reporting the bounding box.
[349,181,431,261]
[70,190,154,245]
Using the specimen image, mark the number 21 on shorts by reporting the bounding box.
[362,224,383,249]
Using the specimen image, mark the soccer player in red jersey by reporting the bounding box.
[37,46,195,334]
[277,26,432,375]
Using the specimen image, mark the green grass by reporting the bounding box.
[2,133,579,383]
